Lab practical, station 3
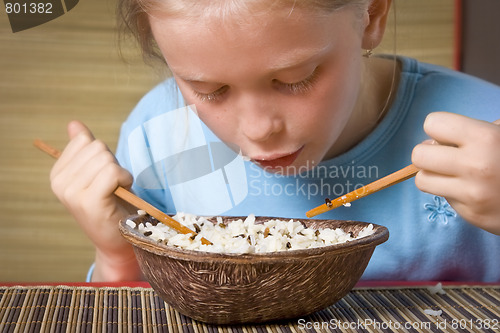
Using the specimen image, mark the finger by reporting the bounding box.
[423,112,487,147]
[494,119,500,126]
[67,120,95,140]
[61,148,119,198]
[416,167,496,209]
[56,120,96,170]
[51,125,97,177]
[88,162,134,201]
[51,140,112,192]
[414,169,458,196]
[412,142,461,176]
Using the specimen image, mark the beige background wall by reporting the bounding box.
[0,0,163,282]
[0,0,456,282]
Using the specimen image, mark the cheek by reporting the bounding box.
[310,73,360,130]
[193,106,241,146]
[196,107,226,127]
[325,58,361,107]
[175,83,235,140]
[299,63,362,157]
[312,54,361,111]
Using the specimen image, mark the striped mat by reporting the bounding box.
[0,285,498,332]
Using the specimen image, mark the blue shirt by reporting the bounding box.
[116,56,500,282]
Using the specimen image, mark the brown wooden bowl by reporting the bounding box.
[119,215,389,325]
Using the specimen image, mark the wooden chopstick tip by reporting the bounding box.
[33,139,61,159]
[306,163,420,218]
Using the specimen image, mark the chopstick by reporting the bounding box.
[33,139,212,245]
[306,163,419,218]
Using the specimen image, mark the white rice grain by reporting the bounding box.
[428,282,446,295]
[424,309,443,317]
[131,213,375,254]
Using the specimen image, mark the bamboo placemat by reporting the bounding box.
[0,285,498,332]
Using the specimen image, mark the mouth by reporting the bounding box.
[252,146,304,170]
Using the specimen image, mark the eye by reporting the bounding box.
[193,85,229,103]
[274,68,319,95]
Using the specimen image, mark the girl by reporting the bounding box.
[50,0,500,282]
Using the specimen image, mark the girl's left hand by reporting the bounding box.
[412,112,500,235]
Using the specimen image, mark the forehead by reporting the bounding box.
[147,0,316,19]
[148,1,357,44]
[148,3,361,82]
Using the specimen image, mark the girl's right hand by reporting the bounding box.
[50,121,142,281]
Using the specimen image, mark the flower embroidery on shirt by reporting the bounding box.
[424,195,457,224]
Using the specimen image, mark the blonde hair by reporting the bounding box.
[117,0,371,65]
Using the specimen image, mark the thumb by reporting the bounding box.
[67,120,95,140]
[493,118,500,126]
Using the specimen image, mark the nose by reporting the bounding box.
[238,95,283,142]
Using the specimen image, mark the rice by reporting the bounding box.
[427,282,446,295]
[424,309,443,317]
[126,213,375,254]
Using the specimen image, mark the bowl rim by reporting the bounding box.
[119,215,389,262]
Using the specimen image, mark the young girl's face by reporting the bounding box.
[149,4,369,174]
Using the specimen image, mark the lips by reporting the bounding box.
[252,146,304,170]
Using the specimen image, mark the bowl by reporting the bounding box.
[119,214,389,324]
